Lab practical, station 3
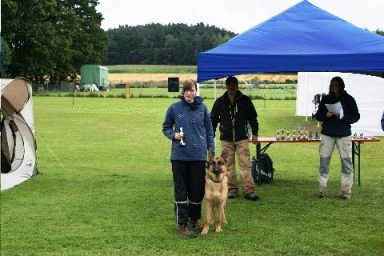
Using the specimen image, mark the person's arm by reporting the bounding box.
[340,96,360,124]
[314,97,328,122]
[204,106,215,155]
[381,111,384,131]
[210,100,220,137]
[247,97,259,137]
[162,106,176,140]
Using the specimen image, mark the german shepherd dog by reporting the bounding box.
[201,155,228,235]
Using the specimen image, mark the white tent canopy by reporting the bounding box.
[1,78,38,191]
[296,72,384,136]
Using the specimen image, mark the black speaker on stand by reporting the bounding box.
[168,77,179,92]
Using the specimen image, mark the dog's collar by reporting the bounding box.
[208,175,223,183]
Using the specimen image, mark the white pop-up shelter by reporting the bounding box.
[296,72,384,136]
[1,78,38,191]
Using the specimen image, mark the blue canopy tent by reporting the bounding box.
[197,0,384,82]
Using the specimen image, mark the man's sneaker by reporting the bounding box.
[228,191,237,199]
[341,193,351,200]
[178,224,198,238]
[188,219,203,233]
[244,192,259,201]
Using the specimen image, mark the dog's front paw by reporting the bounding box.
[215,226,223,233]
[201,226,209,235]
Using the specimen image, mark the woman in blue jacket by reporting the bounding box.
[315,76,360,200]
[162,79,215,238]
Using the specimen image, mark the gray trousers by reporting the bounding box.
[319,134,354,195]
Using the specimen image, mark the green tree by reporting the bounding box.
[66,0,107,77]
[1,0,58,81]
[1,0,107,83]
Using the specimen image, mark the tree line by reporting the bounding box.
[104,23,235,65]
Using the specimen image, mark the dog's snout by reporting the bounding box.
[213,164,221,174]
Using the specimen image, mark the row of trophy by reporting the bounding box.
[179,126,323,144]
[353,132,366,139]
[276,128,320,140]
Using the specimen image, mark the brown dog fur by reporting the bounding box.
[201,155,228,235]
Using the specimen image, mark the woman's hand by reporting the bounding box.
[174,132,183,141]
[326,111,340,119]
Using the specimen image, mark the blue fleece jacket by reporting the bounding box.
[162,96,215,161]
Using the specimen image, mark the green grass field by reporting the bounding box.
[1,97,383,255]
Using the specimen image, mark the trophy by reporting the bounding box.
[286,130,291,140]
[300,128,306,140]
[304,129,309,140]
[179,127,186,146]
[276,129,281,140]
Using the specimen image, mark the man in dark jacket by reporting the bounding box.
[211,76,259,201]
[315,76,360,200]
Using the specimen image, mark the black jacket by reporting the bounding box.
[315,90,360,137]
[381,111,384,131]
[211,90,258,142]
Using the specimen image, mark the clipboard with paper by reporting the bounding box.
[325,101,343,117]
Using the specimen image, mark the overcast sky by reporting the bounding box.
[97,0,383,33]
